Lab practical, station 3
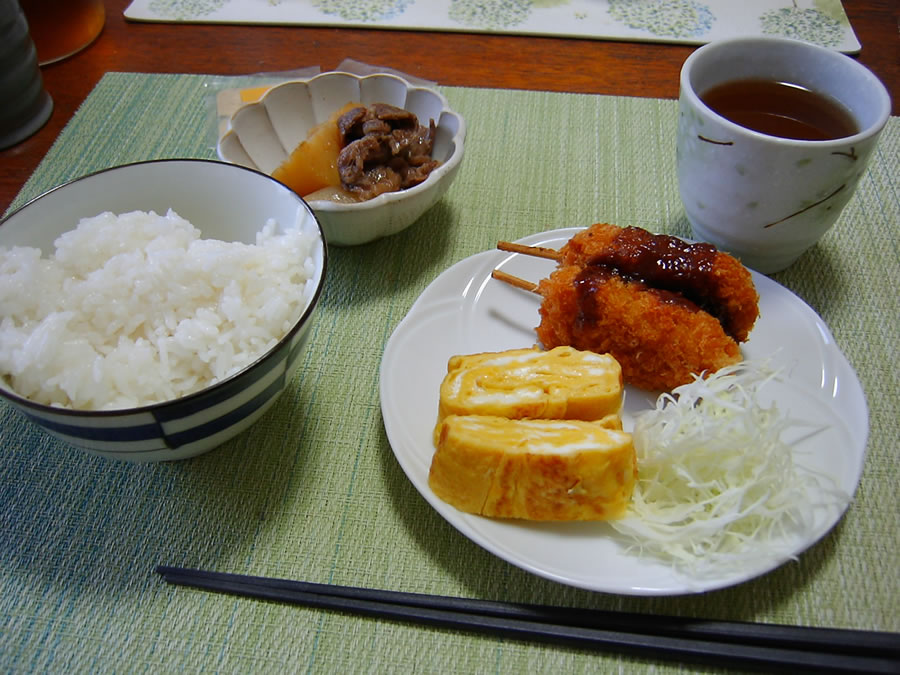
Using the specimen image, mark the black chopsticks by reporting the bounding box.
[156,566,899,674]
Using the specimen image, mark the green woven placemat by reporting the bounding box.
[1,72,897,673]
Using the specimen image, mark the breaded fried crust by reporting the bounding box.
[536,265,741,391]
[559,224,759,342]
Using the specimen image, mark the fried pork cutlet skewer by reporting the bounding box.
[500,224,760,343]
[494,224,760,391]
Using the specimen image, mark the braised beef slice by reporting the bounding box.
[339,136,392,185]
[336,104,439,200]
[362,119,391,136]
[337,107,369,141]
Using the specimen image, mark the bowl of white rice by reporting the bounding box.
[0,159,327,462]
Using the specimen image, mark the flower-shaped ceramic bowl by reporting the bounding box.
[0,160,327,463]
[217,72,466,246]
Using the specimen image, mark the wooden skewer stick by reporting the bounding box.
[493,240,560,294]
[491,269,540,294]
[496,241,562,261]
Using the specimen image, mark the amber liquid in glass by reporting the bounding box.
[20,0,105,66]
[700,78,859,141]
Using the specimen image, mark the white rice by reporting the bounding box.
[0,209,317,410]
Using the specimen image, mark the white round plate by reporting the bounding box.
[379,228,868,595]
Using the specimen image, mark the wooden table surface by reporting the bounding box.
[2,0,897,214]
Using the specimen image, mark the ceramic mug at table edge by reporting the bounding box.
[0,0,53,150]
[676,37,891,275]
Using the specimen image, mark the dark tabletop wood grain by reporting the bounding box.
[2,0,897,214]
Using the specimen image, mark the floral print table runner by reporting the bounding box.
[124,0,861,53]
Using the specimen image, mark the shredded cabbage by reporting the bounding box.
[611,361,850,577]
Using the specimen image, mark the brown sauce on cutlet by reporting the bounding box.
[574,266,702,327]
[579,227,735,335]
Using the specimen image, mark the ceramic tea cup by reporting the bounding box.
[0,0,53,149]
[677,37,891,274]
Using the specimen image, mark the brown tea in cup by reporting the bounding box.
[677,37,890,273]
[700,78,859,141]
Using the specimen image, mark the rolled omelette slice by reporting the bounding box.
[429,415,635,521]
[437,346,623,426]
